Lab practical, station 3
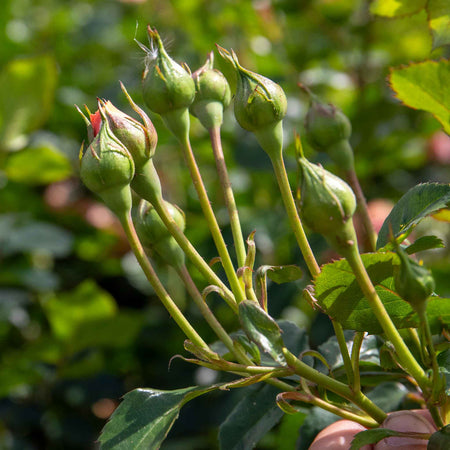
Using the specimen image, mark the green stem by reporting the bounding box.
[151,195,237,312]
[175,117,245,303]
[269,151,320,278]
[345,168,377,252]
[119,211,214,357]
[209,126,247,268]
[351,332,365,393]
[341,237,429,390]
[283,348,386,423]
[332,320,354,387]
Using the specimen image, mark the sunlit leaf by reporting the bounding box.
[389,60,450,134]
[5,145,72,185]
[370,0,426,18]
[0,56,57,151]
[99,386,215,449]
[426,0,450,49]
[377,183,450,248]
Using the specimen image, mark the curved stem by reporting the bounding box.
[179,133,246,303]
[119,212,214,357]
[342,239,429,390]
[345,168,377,252]
[283,348,386,423]
[151,195,237,311]
[351,332,365,393]
[269,151,320,278]
[332,320,354,387]
[209,126,247,268]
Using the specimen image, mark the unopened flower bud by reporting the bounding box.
[135,200,186,268]
[295,135,356,246]
[301,85,354,171]
[141,26,195,140]
[190,51,231,129]
[216,45,287,158]
[394,245,435,311]
[78,107,134,218]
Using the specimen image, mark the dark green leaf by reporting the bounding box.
[426,0,450,50]
[428,424,450,449]
[405,235,445,254]
[366,382,408,412]
[377,183,450,248]
[350,428,404,450]
[219,384,284,450]
[99,386,213,449]
[370,0,426,17]
[238,300,286,365]
[276,412,308,450]
[5,145,72,185]
[389,61,450,134]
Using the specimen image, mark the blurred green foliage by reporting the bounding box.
[0,0,449,448]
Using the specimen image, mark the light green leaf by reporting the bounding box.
[238,300,286,365]
[389,60,450,134]
[0,56,58,151]
[370,0,426,17]
[99,386,214,449]
[314,252,450,333]
[405,235,445,254]
[427,0,450,50]
[43,280,117,341]
[377,183,450,248]
[5,145,72,185]
[219,384,284,450]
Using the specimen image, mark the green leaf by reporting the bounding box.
[405,235,445,254]
[366,382,408,412]
[43,280,117,341]
[5,145,72,185]
[389,60,450,134]
[377,183,450,248]
[426,0,450,50]
[350,428,405,450]
[370,0,426,18]
[238,300,286,365]
[428,424,450,449]
[0,56,58,151]
[315,253,450,333]
[4,221,74,257]
[99,386,214,449]
[218,384,284,450]
[297,407,340,450]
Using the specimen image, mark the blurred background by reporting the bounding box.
[0,0,449,448]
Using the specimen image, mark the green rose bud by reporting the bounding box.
[190,51,231,130]
[141,26,195,141]
[135,199,186,269]
[295,135,356,247]
[78,104,134,219]
[300,84,354,171]
[394,245,435,311]
[216,45,287,158]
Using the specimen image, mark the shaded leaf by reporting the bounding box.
[219,384,284,450]
[366,382,408,412]
[99,386,214,449]
[389,61,450,134]
[405,235,445,254]
[370,0,426,18]
[427,0,450,50]
[238,300,286,365]
[5,145,72,185]
[377,183,450,248]
[0,56,57,151]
